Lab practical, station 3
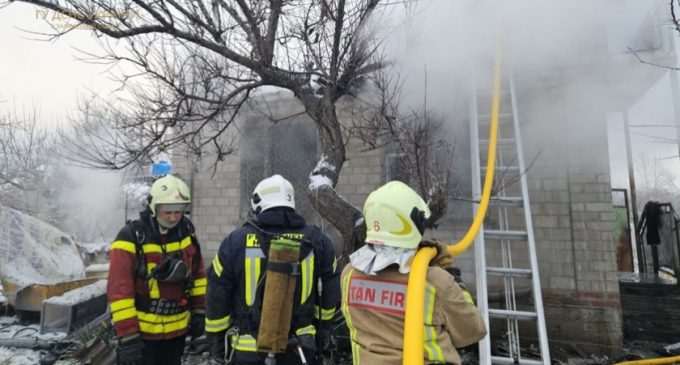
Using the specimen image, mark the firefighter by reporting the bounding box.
[340,181,486,365]
[206,174,340,365]
[107,174,207,365]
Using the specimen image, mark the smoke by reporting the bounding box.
[366,0,674,188]
[374,0,665,112]
[58,166,126,243]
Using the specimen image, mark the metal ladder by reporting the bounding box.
[470,72,551,365]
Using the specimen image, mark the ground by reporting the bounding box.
[0,312,677,365]
[0,316,65,365]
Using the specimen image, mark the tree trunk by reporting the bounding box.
[306,97,365,263]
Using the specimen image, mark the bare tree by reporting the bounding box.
[4,0,446,253]
[0,109,59,219]
[635,153,680,208]
[347,72,454,227]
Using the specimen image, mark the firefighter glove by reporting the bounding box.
[419,239,454,268]
[189,312,206,339]
[116,333,144,365]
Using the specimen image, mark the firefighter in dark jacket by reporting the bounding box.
[206,174,340,365]
[107,174,207,365]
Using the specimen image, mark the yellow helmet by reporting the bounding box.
[149,175,191,216]
[363,181,431,249]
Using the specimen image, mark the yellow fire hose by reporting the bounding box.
[401,53,503,365]
[614,356,680,365]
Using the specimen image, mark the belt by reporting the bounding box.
[137,297,187,315]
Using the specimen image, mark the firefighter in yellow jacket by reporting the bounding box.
[341,181,486,365]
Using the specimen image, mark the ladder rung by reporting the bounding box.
[484,229,528,241]
[481,166,520,173]
[488,309,537,320]
[478,112,513,121]
[492,355,544,365]
[489,196,524,207]
[480,138,515,145]
[487,267,533,278]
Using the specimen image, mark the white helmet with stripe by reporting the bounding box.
[251,174,295,214]
[363,181,431,249]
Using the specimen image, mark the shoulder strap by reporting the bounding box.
[127,220,147,278]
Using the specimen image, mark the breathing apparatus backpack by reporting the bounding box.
[257,236,302,354]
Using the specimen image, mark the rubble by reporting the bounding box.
[0,316,66,365]
[41,280,107,334]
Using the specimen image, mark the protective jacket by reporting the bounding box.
[341,264,486,365]
[107,210,207,340]
[206,208,340,362]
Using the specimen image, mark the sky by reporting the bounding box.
[0,2,119,127]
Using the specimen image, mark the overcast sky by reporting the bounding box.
[2,1,680,194]
[0,2,118,127]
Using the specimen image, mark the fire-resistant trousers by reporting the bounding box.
[142,335,186,365]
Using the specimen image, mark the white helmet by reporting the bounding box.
[363,181,431,249]
[251,175,295,214]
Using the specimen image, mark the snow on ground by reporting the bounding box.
[0,347,41,365]
[44,280,106,306]
[0,316,66,365]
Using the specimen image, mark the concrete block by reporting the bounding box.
[586,222,614,231]
[554,191,570,202]
[569,184,585,193]
[535,216,558,228]
[585,203,612,212]
[605,281,620,293]
[572,192,600,203]
[549,228,572,241]
[600,212,616,222]
[570,175,598,184]
[349,174,368,185]
[543,179,568,191]
[591,280,604,292]
[545,203,570,215]
[597,174,611,184]
[584,184,610,193]
[571,203,585,211]
[551,277,576,290]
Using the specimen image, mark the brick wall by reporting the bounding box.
[173,145,242,260]
[520,78,623,355]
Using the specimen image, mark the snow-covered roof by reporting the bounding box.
[0,205,86,287]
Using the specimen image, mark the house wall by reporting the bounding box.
[519,74,622,354]
[173,94,386,261]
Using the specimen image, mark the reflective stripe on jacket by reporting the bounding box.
[205,208,340,356]
[340,264,487,365]
[107,212,207,340]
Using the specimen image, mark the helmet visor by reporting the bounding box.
[157,203,189,214]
